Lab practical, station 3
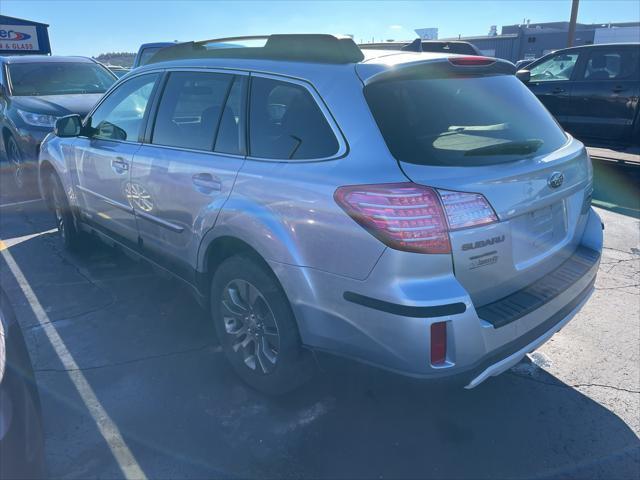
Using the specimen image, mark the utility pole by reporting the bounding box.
[567,0,580,47]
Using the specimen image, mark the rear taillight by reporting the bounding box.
[437,189,498,230]
[334,183,451,254]
[448,56,496,66]
[430,322,447,365]
[334,183,497,254]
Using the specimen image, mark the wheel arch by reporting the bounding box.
[198,234,306,333]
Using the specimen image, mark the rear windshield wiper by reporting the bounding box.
[464,139,543,156]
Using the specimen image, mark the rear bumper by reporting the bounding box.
[270,207,602,386]
[463,278,594,388]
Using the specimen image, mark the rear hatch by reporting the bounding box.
[363,58,593,306]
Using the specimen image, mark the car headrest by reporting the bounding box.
[182,86,213,95]
[591,54,607,69]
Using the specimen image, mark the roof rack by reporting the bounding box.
[147,34,365,65]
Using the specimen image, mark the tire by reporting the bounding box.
[211,254,314,394]
[633,117,640,146]
[49,173,83,251]
[6,135,27,189]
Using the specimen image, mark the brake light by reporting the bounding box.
[334,183,450,254]
[448,56,496,66]
[437,189,498,230]
[335,183,498,254]
[430,322,447,365]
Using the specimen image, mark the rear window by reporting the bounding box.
[365,73,568,166]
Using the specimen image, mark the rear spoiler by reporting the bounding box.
[360,56,516,85]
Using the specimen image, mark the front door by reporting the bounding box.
[527,51,581,127]
[130,70,247,279]
[73,73,160,246]
[567,46,640,141]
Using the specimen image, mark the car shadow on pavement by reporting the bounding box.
[591,156,640,219]
[1,214,639,479]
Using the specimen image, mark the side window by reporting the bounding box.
[529,53,579,82]
[249,77,339,160]
[152,71,234,151]
[90,73,159,141]
[582,49,639,81]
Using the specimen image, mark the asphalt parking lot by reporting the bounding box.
[0,153,639,479]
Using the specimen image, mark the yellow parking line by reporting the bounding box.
[1,248,147,480]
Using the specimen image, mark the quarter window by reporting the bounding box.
[89,73,159,141]
[529,53,579,82]
[152,71,235,151]
[248,77,339,160]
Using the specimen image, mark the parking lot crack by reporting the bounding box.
[595,283,639,291]
[571,383,640,394]
[509,372,640,393]
[603,246,640,256]
[33,343,220,373]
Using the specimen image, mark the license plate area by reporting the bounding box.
[511,202,567,268]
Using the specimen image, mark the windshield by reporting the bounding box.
[8,62,116,96]
[365,73,568,166]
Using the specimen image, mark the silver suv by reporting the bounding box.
[38,35,603,394]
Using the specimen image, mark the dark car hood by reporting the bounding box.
[11,94,103,118]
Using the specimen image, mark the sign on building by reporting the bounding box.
[0,24,40,52]
[415,28,439,40]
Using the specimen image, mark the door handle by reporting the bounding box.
[552,87,565,94]
[612,85,626,93]
[192,173,222,193]
[111,157,129,174]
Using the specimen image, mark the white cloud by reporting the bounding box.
[389,24,403,30]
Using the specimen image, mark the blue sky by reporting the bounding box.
[2,0,639,56]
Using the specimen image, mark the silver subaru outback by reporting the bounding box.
[38,35,603,394]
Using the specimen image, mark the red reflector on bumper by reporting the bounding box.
[430,322,447,365]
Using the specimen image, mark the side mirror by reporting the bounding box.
[54,114,82,137]
[516,69,531,83]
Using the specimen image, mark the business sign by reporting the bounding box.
[0,24,40,52]
[415,28,438,40]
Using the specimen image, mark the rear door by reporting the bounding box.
[73,72,160,245]
[130,70,247,279]
[527,50,581,126]
[364,64,592,306]
[567,45,640,140]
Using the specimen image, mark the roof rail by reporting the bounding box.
[147,34,365,65]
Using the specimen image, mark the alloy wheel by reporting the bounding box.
[221,279,280,374]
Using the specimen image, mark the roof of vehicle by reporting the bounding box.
[547,42,640,53]
[525,42,640,69]
[0,55,98,64]
[133,35,515,89]
[137,42,177,51]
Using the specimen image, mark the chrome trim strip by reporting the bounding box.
[76,185,185,233]
[76,185,134,214]
[135,210,185,233]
